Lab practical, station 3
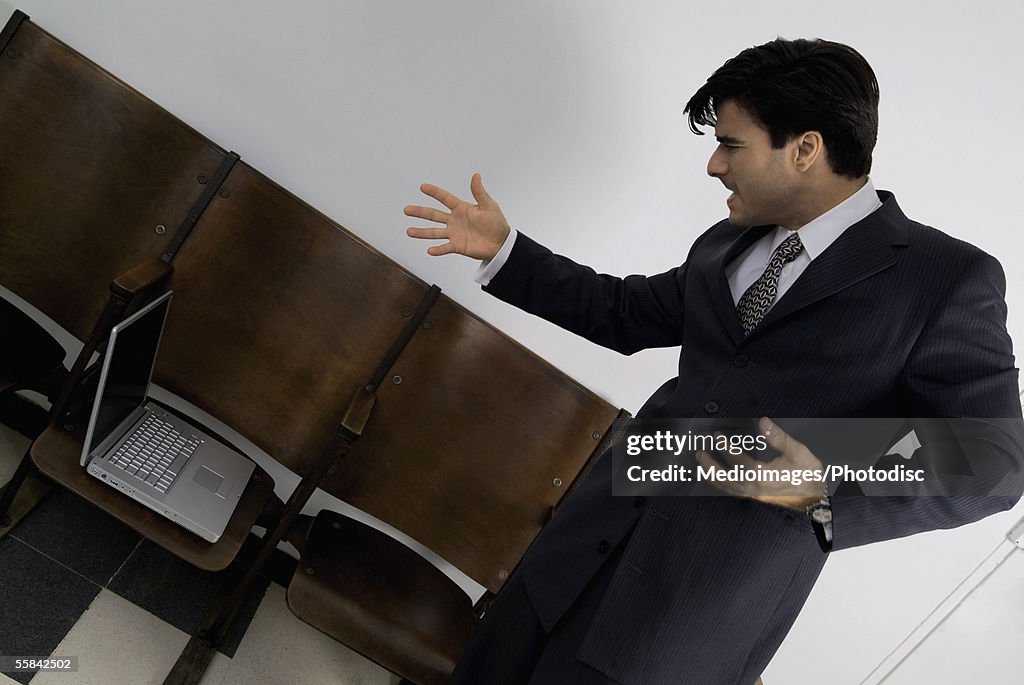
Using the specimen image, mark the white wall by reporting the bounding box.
[4,1,1023,682]
[880,542,1024,685]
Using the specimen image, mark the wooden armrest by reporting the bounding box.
[46,259,172,418]
[110,257,172,298]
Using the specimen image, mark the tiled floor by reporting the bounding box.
[0,412,398,685]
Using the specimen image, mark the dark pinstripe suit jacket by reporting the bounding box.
[482,191,1024,684]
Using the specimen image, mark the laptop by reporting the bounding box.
[80,291,255,543]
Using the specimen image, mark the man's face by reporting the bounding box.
[706,99,799,228]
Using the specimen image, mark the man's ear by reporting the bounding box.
[792,131,824,172]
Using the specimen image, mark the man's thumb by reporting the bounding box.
[760,417,789,451]
[470,172,494,207]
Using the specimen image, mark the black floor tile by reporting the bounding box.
[107,539,269,657]
[0,536,101,685]
[261,542,299,588]
[11,488,141,586]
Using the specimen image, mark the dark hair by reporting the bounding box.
[684,38,880,178]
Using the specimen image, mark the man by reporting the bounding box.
[404,38,1024,684]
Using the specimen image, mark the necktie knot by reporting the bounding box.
[769,233,804,267]
[736,233,804,336]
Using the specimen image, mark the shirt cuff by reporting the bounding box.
[474,228,519,286]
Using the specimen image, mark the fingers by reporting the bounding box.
[695,450,722,473]
[407,175,497,259]
[406,227,448,240]
[415,174,495,213]
[419,182,464,211]
[404,201,450,246]
[698,423,823,506]
[426,241,457,257]
[403,204,450,224]
[760,417,795,455]
[760,416,780,440]
[759,417,824,475]
[706,432,760,468]
[695,447,814,504]
[406,227,456,256]
[694,451,752,498]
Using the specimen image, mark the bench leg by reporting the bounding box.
[164,431,358,684]
[162,631,220,685]
[0,444,51,534]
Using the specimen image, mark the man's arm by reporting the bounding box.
[829,250,1024,549]
[483,232,687,354]
[406,175,691,354]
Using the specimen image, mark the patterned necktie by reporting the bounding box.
[736,232,804,336]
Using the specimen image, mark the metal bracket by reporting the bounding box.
[365,284,442,393]
[161,151,240,263]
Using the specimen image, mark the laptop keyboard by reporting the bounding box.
[108,413,201,494]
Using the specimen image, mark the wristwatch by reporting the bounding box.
[806,488,833,552]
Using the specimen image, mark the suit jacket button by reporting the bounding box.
[597,540,610,554]
[733,355,748,367]
[704,401,720,414]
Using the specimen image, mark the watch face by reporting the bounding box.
[811,507,833,524]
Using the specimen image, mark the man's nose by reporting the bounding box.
[707,147,727,177]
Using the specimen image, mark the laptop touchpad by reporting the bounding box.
[194,466,224,495]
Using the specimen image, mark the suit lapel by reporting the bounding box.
[704,224,774,345]
[753,192,909,334]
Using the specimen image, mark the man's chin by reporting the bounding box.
[728,211,752,227]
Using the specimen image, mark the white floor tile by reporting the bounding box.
[26,584,398,685]
[32,589,190,685]
[201,583,399,685]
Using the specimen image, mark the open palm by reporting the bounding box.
[405,173,511,260]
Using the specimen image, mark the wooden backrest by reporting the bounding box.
[319,294,621,593]
[0,17,225,341]
[154,160,620,592]
[2,11,621,596]
[154,162,430,478]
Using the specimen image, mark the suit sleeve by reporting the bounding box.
[482,232,689,355]
[831,250,1024,550]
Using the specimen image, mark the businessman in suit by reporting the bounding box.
[405,38,1024,684]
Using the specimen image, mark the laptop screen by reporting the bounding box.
[86,292,171,457]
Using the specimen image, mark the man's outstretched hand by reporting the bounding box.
[405,173,511,260]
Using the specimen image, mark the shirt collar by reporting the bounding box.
[769,178,882,260]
